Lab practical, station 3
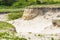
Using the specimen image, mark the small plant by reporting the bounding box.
[51,37,54,40]
[37,34,43,37]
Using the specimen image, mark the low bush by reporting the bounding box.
[8,11,23,20]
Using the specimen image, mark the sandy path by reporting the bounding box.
[0,14,7,21]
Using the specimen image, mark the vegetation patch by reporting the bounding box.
[0,31,27,40]
[8,11,23,20]
[0,21,14,30]
[0,0,60,8]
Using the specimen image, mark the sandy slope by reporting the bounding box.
[8,15,52,33]
[8,12,60,40]
[8,12,60,34]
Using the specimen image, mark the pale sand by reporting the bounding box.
[8,12,60,34]
[0,14,7,21]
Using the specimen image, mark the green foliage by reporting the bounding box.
[0,21,14,30]
[0,0,60,8]
[0,31,27,40]
[12,0,27,8]
[8,11,23,20]
[0,0,16,6]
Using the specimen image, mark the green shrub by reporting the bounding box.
[8,11,23,20]
[40,0,60,4]
[0,21,14,30]
[12,0,29,8]
[0,0,60,8]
